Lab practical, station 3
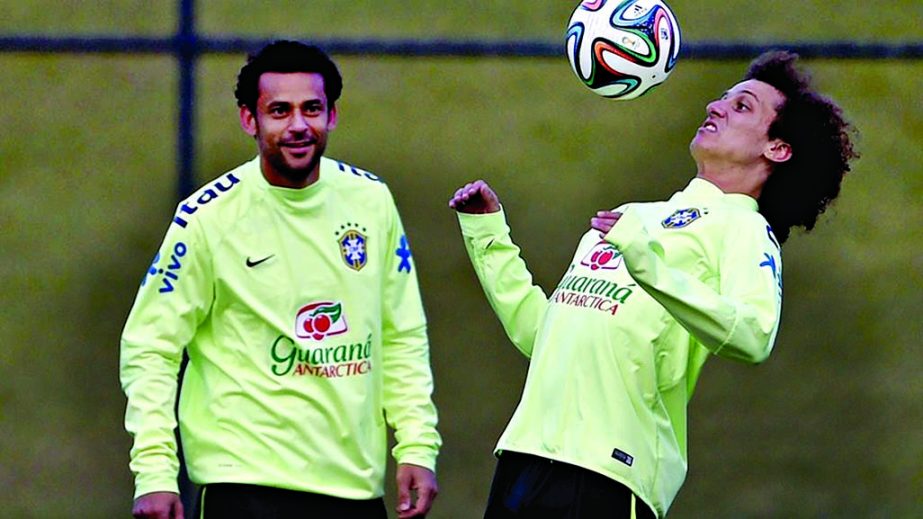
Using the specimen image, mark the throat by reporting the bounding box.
[695,164,769,199]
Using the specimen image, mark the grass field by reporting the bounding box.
[1,1,921,517]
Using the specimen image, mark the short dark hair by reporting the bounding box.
[234,40,343,113]
[745,50,859,244]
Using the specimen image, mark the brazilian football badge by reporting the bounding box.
[336,223,368,271]
[662,208,703,229]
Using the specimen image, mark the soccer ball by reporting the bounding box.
[566,0,681,100]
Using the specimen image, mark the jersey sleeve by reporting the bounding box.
[379,191,442,472]
[456,209,548,358]
[604,207,781,364]
[119,216,213,498]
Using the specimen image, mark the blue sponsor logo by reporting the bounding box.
[766,225,780,251]
[759,252,783,299]
[335,161,383,183]
[396,235,412,273]
[172,172,241,228]
[141,242,188,293]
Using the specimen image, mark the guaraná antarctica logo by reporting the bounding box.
[273,301,372,378]
[580,241,623,271]
[270,333,373,378]
[295,301,349,341]
[550,264,636,316]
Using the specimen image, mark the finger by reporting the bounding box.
[448,188,470,208]
[396,474,412,516]
[590,217,612,232]
[411,484,438,517]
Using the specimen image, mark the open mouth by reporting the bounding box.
[701,121,718,133]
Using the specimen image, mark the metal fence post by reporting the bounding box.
[175,0,198,515]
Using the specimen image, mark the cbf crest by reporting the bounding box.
[336,222,368,271]
[662,208,703,229]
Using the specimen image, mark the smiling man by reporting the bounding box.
[121,41,440,519]
[449,51,857,518]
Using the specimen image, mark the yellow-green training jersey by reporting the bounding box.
[121,156,440,500]
[457,178,782,517]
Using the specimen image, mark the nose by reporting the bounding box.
[706,99,726,119]
[289,111,308,132]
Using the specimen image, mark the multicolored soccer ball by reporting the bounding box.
[566,0,681,100]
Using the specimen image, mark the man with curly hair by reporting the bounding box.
[449,50,857,518]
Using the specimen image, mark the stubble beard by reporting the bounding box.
[264,139,326,185]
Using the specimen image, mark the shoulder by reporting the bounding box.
[323,157,395,203]
[324,157,387,187]
[170,160,256,231]
[715,208,780,252]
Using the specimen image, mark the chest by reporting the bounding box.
[210,201,387,313]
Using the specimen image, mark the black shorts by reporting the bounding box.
[484,451,656,519]
[196,483,388,519]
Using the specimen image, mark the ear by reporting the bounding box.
[327,104,338,131]
[764,139,792,163]
[239,105,257,137]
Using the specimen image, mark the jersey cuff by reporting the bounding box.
[134,473,180,500]
[456,209,509,241]
[394,452,438,473]
[602,205,645,251]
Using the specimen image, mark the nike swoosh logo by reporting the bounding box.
[246,255,275,268]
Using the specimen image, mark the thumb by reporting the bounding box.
[396,472,412,512]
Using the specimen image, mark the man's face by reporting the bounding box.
[690,79,787,167]
[240,72,337,184]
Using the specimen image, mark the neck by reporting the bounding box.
[695,160,770,199]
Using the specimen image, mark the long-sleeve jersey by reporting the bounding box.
[120,156,440,500]
[457,178,782,517]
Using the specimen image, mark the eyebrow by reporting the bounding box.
[739,89,760,102]
[264,98,324,107]
[722,89,760,102]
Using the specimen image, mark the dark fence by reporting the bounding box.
[2,0,920,200]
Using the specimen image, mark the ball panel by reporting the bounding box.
[578,0,608,13]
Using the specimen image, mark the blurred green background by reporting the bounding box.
[1,1,921,517]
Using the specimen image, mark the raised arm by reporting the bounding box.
[451,181,549,358]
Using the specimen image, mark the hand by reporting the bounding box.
[591,210,622,237]
[132,491,184,519]
[395,464,438,518]
[448,180,501,214]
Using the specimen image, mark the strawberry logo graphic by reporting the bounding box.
[295,301,348,341]
[580,241,623,271]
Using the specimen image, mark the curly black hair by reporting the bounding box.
[744,50,859,244]
[234,40,343,113]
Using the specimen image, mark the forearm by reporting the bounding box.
[605,209,778,363]
[457,210,548,357]
[121,342,183,498]
[382,324,441,471]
